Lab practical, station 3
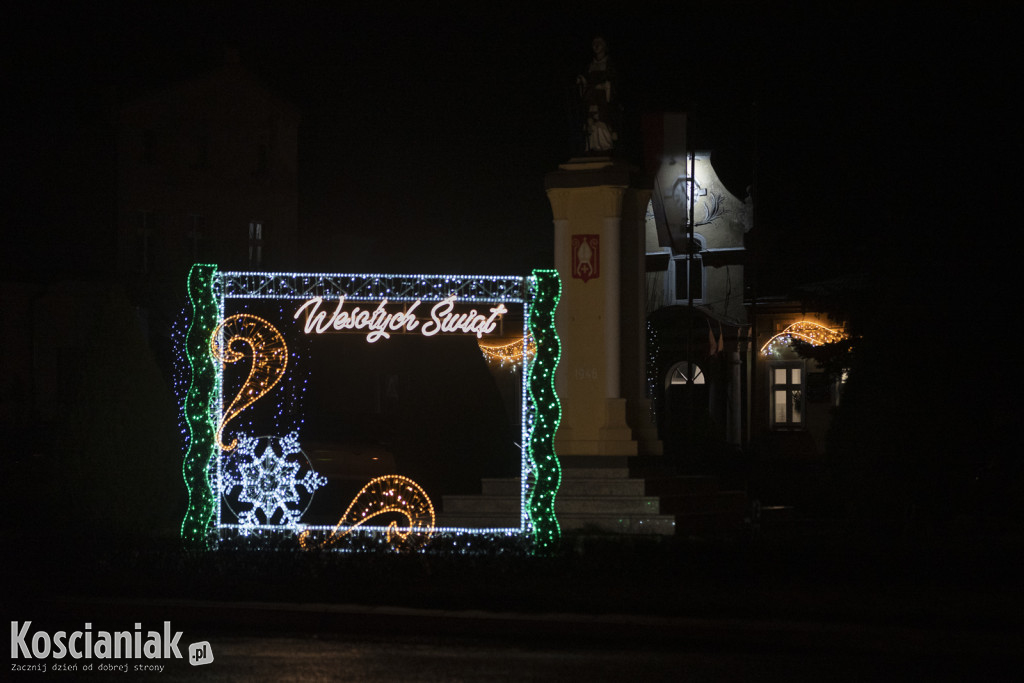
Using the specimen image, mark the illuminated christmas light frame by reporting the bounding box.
[759,320,847,356]
[182,268,562,551]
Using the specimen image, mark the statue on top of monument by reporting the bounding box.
[575,35,620,153]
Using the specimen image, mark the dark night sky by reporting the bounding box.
[2,3,1014,291]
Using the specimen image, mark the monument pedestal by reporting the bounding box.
[556,397,637,456]
[545,157,650,460]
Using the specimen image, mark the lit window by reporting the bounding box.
[668,362,705,386]
[834,369,849,407]
[770,362,803,428]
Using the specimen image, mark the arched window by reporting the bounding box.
[666,361,705,389]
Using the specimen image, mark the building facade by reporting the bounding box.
[551,113,848,474]
[644,134,753,460]
[116,54,300,299]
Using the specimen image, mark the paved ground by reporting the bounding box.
[11,597,1023,681]
[6,528,1024,680]
[100,631,1022,682]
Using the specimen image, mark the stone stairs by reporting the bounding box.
[442,462,748,536]
[644,474,749,538]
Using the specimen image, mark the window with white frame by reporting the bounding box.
[673,254,703,303]
[770,361,804,428]
[669,236,704,303]
[248,221,263,268]
[834,369,849,407]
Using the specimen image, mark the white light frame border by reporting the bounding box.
[212,271,534,538]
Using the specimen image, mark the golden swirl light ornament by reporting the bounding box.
[210,314,289,451]
[760,321,847,356]
[300,475,436,552]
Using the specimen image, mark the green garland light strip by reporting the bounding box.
[526,269,562,552]
[181,263,219,548]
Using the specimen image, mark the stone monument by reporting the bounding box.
[575,36,620,153]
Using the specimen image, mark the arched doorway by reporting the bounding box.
[662,360,716,459]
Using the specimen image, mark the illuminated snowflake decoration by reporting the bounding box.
[220,432,327,529]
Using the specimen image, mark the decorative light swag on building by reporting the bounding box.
[760,321,847,357]
[479,335,536,368]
